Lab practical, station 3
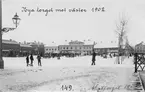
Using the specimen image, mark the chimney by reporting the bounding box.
[24,41,26,44]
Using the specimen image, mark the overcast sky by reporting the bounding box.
[2,0,145,46]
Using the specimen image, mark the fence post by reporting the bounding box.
[134,53,138,73]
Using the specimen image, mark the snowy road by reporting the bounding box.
[0,56,142,92]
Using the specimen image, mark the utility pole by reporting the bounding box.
[0,0,4,69]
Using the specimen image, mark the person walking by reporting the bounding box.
[37,54,42,66]
[26,55,29,66]
[91,49,96,65]
[30,54,34,66]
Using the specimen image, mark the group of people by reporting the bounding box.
[26,54,42,67]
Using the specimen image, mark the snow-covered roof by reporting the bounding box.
[135,41,145,47]
[2,39,19,45]
[94,42,118,48]
[84,41,94,45]
[27,42,44,46]
[20,44,32,47]
[62,41,69,45]
[45,46,58,48]
[46,43,59,47]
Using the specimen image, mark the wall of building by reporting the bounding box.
[135,42,145,53]
[2,40,20,57]
[94,47,118,54]
[28,43,45,56]
[45,46,59,53]
[2,40,45,57]
[58,45,93,55]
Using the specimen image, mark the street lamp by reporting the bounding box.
[0,0,21,69]
[12,13,21,28]
[2,13,21,33]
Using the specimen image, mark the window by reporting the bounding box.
[63,47,65,49]
[71,47,73,49]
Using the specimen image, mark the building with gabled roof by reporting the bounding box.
[135,41,145,53]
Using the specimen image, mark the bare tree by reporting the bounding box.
[115,13,129,64]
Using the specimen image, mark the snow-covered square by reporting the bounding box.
[0,56,142,92]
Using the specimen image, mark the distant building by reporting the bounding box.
[1,39,46,57]
[135,41,145,53]
[27,42,45,56]
[94,42,118,54]
[19,43,33,56]
[58,40,93,55]
[2,39,20,57]
[124,42,134,55]
[45,46,59,53]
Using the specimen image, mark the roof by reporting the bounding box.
[46,43,59,46]
[45,46,58,48]
[27,42,44,46]
[94,42,118,48]
[2,39,19,45]
[59,44,93,47]
[69,40,84,45]
[20,44,32,48]
[84,41,94,45]
[135,41,145,47]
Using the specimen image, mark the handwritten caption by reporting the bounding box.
[21,6,105,16]
[60,84,136,92]
[61,85,73,91]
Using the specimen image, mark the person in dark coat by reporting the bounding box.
[37,54,42,66]
[30,54,34,66]
[26,55,29,66]
[91,49,96,65]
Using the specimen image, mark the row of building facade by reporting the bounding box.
[2,39,45,57]
[2,39,138,57]
[44,41,145,56]
[45,41,94,55]
[44,40,120,56]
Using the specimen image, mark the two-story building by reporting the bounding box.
[58,40,93,55]
[45,46,59,54]
[135,41,145,53]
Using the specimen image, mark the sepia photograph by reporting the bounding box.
[0,0,145,92]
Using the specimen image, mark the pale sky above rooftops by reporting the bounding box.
[2,0,145,46]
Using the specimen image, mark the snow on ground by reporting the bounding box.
[3,56,134,68]
[0,56,137,92]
